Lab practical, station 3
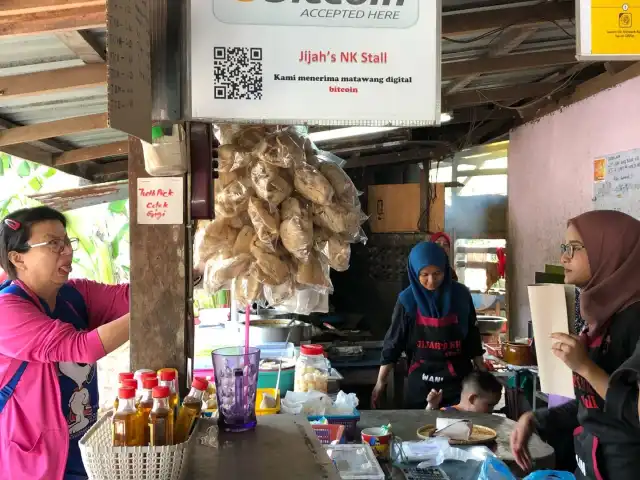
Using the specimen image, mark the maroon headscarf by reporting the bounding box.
[569,210,640,333]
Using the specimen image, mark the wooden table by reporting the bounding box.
[360,410,555,478]
[184,416,340,479]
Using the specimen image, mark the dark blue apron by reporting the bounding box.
[0,280,95,480]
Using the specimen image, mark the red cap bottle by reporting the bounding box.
[119,372,134,383]
[153,386,170,398]
[143,377,159,390]
[118,387,136,399]
[159,370,176,381]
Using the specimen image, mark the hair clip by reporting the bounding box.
[3,219,20,231]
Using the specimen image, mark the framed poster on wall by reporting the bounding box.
[186,0,441,126]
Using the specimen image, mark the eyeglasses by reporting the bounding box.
[560,243,585,259]
[28,237,79,254]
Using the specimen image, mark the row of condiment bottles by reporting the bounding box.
[112,369,208,447]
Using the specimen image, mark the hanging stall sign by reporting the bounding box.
[187,0,441,126]
[137,177,184,225]
[577,1,640,60]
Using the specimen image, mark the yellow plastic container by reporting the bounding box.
[255,388,281,416]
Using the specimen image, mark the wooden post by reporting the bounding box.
[127,135,190,391]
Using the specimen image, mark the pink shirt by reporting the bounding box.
[0,279,129,480]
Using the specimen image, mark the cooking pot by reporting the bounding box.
[242,319,311,345]
[476,315,507,335]
[502,341,535,366]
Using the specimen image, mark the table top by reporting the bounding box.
[184,416,340,479]
[359,410,554,477]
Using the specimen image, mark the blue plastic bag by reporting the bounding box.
[478,457,516,480]
[524,471,576,480]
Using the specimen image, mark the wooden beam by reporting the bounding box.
[443,50,577,79]
[53,141,128,166]
[56,30,105,63]
[28,179,128,211]
[0,64,106,99]
[446,26,537,95]
[487,26,538,58]
[345,147,450,169]
[0,5,105,36]
[0,1,104,16]
[444,83,562,110]
[0,113,108,147]
[442,2,574,36]
[524,62,640,121]
[1,143,53,166]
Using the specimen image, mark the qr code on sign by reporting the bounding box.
[213,47,263,100]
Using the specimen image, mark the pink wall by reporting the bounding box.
[507,75,640,337]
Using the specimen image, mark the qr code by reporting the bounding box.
[213,47,263,100]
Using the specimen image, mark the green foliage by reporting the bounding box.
[0,154,130,284]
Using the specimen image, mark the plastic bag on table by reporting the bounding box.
[250,238,289,285]
[477,457,516,480]
[295,253,332,294]
[255,130,305,168]
[294,162,334,206]
[217,144,253,172]
[247,197,280,250]
[249,160,293,207]
[214,178,252,218]
[313,229,350,272]
[280,197,313,261]
[327,391,359,415]
[281,390,332,416]
[203,253,251,293]
[198,219,239,265]
[234,272,263,306]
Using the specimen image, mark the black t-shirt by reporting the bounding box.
[535,302,640,480]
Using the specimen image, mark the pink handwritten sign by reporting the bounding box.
[136,177,184,224]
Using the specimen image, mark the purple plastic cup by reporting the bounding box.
[212,346,260,432]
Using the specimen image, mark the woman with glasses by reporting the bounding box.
[510,210,640,480]
[0,207,130,480]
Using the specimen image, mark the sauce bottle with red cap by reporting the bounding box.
[138,376,159,445]
[159,369,179,419]
[174,377,207,443]
[113,373,136,411]
[113,386,142,446]
[149,386,174,446]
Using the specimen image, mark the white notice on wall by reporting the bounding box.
[137,177,183,225]
[593,148,640,218]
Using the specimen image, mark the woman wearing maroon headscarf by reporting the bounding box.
[430,232,458,281]
[510,210,640,480]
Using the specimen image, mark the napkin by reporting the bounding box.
[434,418,472,441]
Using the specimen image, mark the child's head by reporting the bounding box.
[460,371,502,413]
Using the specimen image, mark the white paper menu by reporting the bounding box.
[528,284,576,399]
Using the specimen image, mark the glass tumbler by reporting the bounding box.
[212,346,260,432]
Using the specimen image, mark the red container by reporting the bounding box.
[312,424,345,445]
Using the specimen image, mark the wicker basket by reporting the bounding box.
[79,412,193,480]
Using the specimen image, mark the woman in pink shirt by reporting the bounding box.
[0,207,130,480]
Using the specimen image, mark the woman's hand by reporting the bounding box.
[550,332,593,376]
[371,381,386,409]
[426,389,442,410]
[510,411,535,472]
